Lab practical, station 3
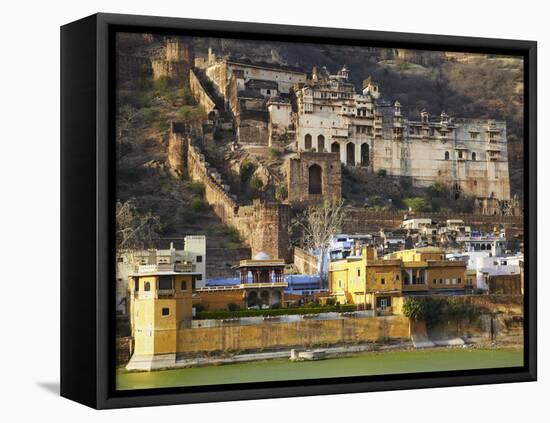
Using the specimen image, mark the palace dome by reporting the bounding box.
[253,252,271,260]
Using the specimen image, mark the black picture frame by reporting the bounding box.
[61,12,537,409]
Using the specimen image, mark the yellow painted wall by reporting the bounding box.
[176,315,410,353]
[130,274,194,355]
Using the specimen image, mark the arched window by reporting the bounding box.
[308,164,322,195]
[331,142,340,153]
[472,152,477,161]
[360,143,369,166]
[444,151,450,160]
[346,142,355,166]
[304,134,312,150]
[317,135,325,152]
[144,281,151,291]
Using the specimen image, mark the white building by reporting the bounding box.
[292,65,511,202]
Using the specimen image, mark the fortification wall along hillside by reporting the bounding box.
[186,142,291,261]
[343,210,524,233]
[177,315,410,353]
[189,68,218,115]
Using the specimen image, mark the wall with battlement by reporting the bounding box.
[189,68,219,115]
[186,141,291,261]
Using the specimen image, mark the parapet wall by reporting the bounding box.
[189,68,219,115]
[187,141,291,261]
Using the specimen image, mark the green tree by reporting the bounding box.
[404,197,430,212]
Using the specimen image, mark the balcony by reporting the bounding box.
[157,288,175,297]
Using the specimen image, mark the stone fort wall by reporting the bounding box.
[185,140,291,261]
[189,68,219,116]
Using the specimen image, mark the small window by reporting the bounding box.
[161,307,170,316]
[433,279,437,285]
[439,279,443,285]
[196,274,203,281]
[445,151,450,160]
[144,282,151,291]
[181,280,187,291]
[472,152,477,161]
[458,151,463,159]
[396,274,399,281]
[357,269,361,277]
[196,255,203,263]
[381,278,385,285]
[458,278,462,284]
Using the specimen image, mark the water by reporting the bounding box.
[117,348,523,391]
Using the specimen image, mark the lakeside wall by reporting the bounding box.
[176,316,410,354]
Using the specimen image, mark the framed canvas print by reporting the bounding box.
[60,13,537,409]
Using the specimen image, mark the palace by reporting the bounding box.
[292,66,511,202]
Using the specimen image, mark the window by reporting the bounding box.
[144,281,151,291]
[458,278,462,284]
[196,255,203,263]
[458,151,463,159]
[472,152,477,161]
[396,274,399,281]
[439,279,443,284]
[305,134,312,150]
[433,279,437,285]
[381,278,385,285]
[161,307,170,316]
[134,277,139,291]
[181,280,187,291]
[445,151,450,160]
[196,274,203,281]
[357,269,361,277]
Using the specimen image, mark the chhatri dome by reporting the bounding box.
[253,251,271,261]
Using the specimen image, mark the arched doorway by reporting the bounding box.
[361,143,369,166]
[305,134,312,150]
[346,142,355,166]
[317,135,325,152]
[331,142,340,154]
[308,164,322,195]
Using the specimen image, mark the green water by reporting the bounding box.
[116,348,523,390]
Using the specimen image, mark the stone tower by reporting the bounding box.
[152,38,195,86]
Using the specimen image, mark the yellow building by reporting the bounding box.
[128,262,199,357]
[328,247,466,312]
